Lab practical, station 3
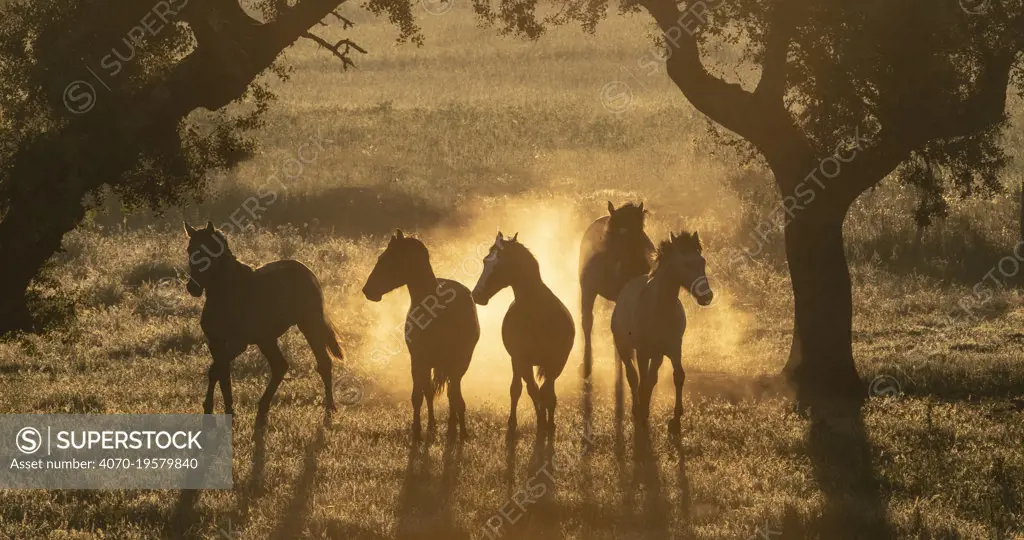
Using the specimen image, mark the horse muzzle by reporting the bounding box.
[471,289,489,306]
[186,279,204,298]
[362,286,383,303]
[691,277,713,306]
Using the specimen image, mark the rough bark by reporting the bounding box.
[781,205,865,410]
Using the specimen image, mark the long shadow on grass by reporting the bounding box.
[490,440,561,540]
[395,439,465,539]
[805,409,894,539]
[270,426,328,539]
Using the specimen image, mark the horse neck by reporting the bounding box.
[405,262,438,301]
[509,254,545,299]
[647,263,680,309]
[205,256,253,292]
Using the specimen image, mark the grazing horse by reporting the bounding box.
[184,221,343,427]
[579,202,655,384]
[611,231,713,434]
[472,232,575,446]
[362,230,480,440]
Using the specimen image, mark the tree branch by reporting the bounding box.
[640,0,812,187]
[301,32,367,69]
[753,0,795,103]
[839,49,1018,200]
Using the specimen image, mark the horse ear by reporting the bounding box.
[669,232,676,242]
[496,231,504,245]
[607,201,615,215]
[184,222,197,237]
[395,229,404,240]
[204,221,214,232]
[511,232,519,242]
[638,202,644,213]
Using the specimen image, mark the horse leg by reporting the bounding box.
[508,366,523,439]
[300,325,336,412]
[581,287,597,385]
[668,350,684,436]
[446,379,459,440]
[581,287,597,453]
[449,377,468,439]
[256,340,290,429]
[616,342,640,419]
[209,346,238,416]
[642,355,665,427]
[425,370,436,433]
[411,363,428,440]
[203,363,218,414]
[542,379,557,444]
[204,342,235,414]
[523,368,544,443]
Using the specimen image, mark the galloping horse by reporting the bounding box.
[184,221,343,427]
[611,231,713,434]
[472,232,575,446]
[579,202,654,422]
[363,230,480,440]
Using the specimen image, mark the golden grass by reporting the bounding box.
[2,4,1024,538]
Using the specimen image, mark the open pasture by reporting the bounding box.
[0,4,1023,539]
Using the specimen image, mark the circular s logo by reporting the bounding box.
[16,427,42,454]
[63,80,97,114]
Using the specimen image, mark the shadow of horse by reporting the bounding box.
[395,440,465,539]
[611,430,692,539]
[268,426,330,539]
[490,441,561,540]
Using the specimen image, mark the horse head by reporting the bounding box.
[658,231,713,306]
[362,229,430,302]
[471,231,520,306]
[183,221,232,297]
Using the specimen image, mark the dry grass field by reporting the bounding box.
[0,3,1023,539]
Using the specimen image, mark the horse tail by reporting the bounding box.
[431,369,450,397]
[323,316,345,361]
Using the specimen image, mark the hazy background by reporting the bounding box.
[0,3,1022,538]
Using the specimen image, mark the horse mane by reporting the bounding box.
[202,231,254,275]
[653,231,703,269]
[504,240,540,273]
[389,235,434,275]
[606,202,645,230]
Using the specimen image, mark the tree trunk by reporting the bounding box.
[0,1,352,336]
[1019,180,1023,245]
[0,144,90,335]
[781,205,866,411]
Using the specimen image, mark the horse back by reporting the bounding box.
[578,216,610,277]
[502,288,575,371]
[404,278,480,361]
[201,259,323,344]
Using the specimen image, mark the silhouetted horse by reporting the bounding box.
[579,202,655,384]
[363,230,480,441]
[611,231,713,434]
[472,232,575,446]
[184,221,343,427]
